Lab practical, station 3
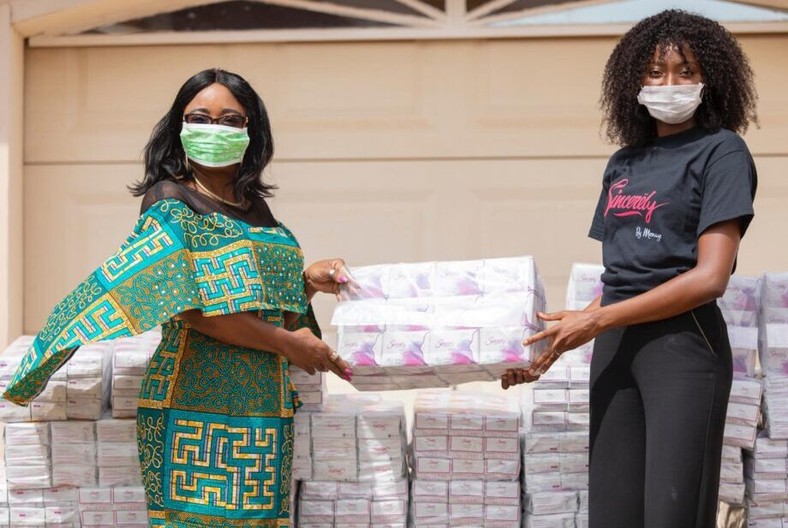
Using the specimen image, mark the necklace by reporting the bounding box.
[192,176,243,208]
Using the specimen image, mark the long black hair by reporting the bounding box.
[601,9,758,148]
[130,68,276,201]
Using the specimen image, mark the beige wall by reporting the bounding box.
[21,35,788,349]
[0,6,24,349]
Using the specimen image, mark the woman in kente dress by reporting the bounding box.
[3,68,353,527]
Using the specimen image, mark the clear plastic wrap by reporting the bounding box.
[333,257,547,389]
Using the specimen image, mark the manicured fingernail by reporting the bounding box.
[339,276,348,284]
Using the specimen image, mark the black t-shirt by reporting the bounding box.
[589,127,757,305]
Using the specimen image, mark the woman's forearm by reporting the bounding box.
[178,310,294,355]
[591,221,740,333]
[592,266,726,333]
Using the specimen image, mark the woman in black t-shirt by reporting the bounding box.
[502,10,757,528]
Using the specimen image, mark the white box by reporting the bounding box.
[485,481,520,505]
[312,459,357,482]
[115,509,149,525]
[53,465,97,487]
[485,504,520,522]
[96,419,137,443]
[525,491,579,515]
[9,507,46,526]
[371,500,406,523]
[52,443,96,466]
[80,510,115,526]
[485,437,519,455]
[449,436,484,454]
[112,486,146,505]
[50,421,96,443]
[449,481,484,504]
[449,503,484,523]
[99,466,142,487]
[413,501,449,522]
[416,458,451,479]
[451,458,485,477]
[7,489,44,505]
[412,480,448,500]
[485,458,520,480]
[97,442,139,467]
[5,422,50,445]
[335,498,370,523]
[44,487,79,504]
[450,414,484,432]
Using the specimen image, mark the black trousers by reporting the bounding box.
[588,301,732,528]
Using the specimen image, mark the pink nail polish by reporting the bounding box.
[339,276,348,284]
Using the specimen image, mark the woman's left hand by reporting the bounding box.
[524,310,601,376]
[303,259,353,299]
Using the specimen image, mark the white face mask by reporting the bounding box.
[637,83,704,125]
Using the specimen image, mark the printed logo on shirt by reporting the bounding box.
[604,178,668,224]
[635,226,663,242]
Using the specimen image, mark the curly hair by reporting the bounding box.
[129,68,276,203]
[600,9,758,148]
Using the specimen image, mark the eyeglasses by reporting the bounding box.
[183,112,247,129]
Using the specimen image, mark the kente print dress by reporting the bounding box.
[3,197,316,527]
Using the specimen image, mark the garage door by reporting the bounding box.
[23,37,788,369]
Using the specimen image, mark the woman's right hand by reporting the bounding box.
[282,327,353,382]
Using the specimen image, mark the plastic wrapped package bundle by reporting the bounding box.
[4,423,52,490]
[723,381,762,519]
[297,394,407,483]
[719,444,746,505]
[0,336,67,422]
[293,410,313,481]
[565,263,605,311]
[409,480,521,528]
[747,517,788,528]
[562,263,605,366]
[407,392,521,527]
[760,273,788,439]
[718,275,761,377]
[289,367,327,412]
[712,275,764,516]
[50,421,97,488]
[332,257,547,390]
[520,365,590,435]
[1,337,113,422]
[517,264,597,527]
[411,392,521,482]
[64,342,114,421]
[0,475,6,526]
[297,478,409,527]
[78,486,148,527]
[522,432,589,527]
[7,486,80,528]
[723,378,763,451]
[96,415,142,487]
[745,437,788,524]
[111,330,161,418]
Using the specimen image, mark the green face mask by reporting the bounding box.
[180,123,250,167]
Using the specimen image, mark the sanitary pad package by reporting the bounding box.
[332,257,547,389]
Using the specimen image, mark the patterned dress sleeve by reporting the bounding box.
[4,199,309,405]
